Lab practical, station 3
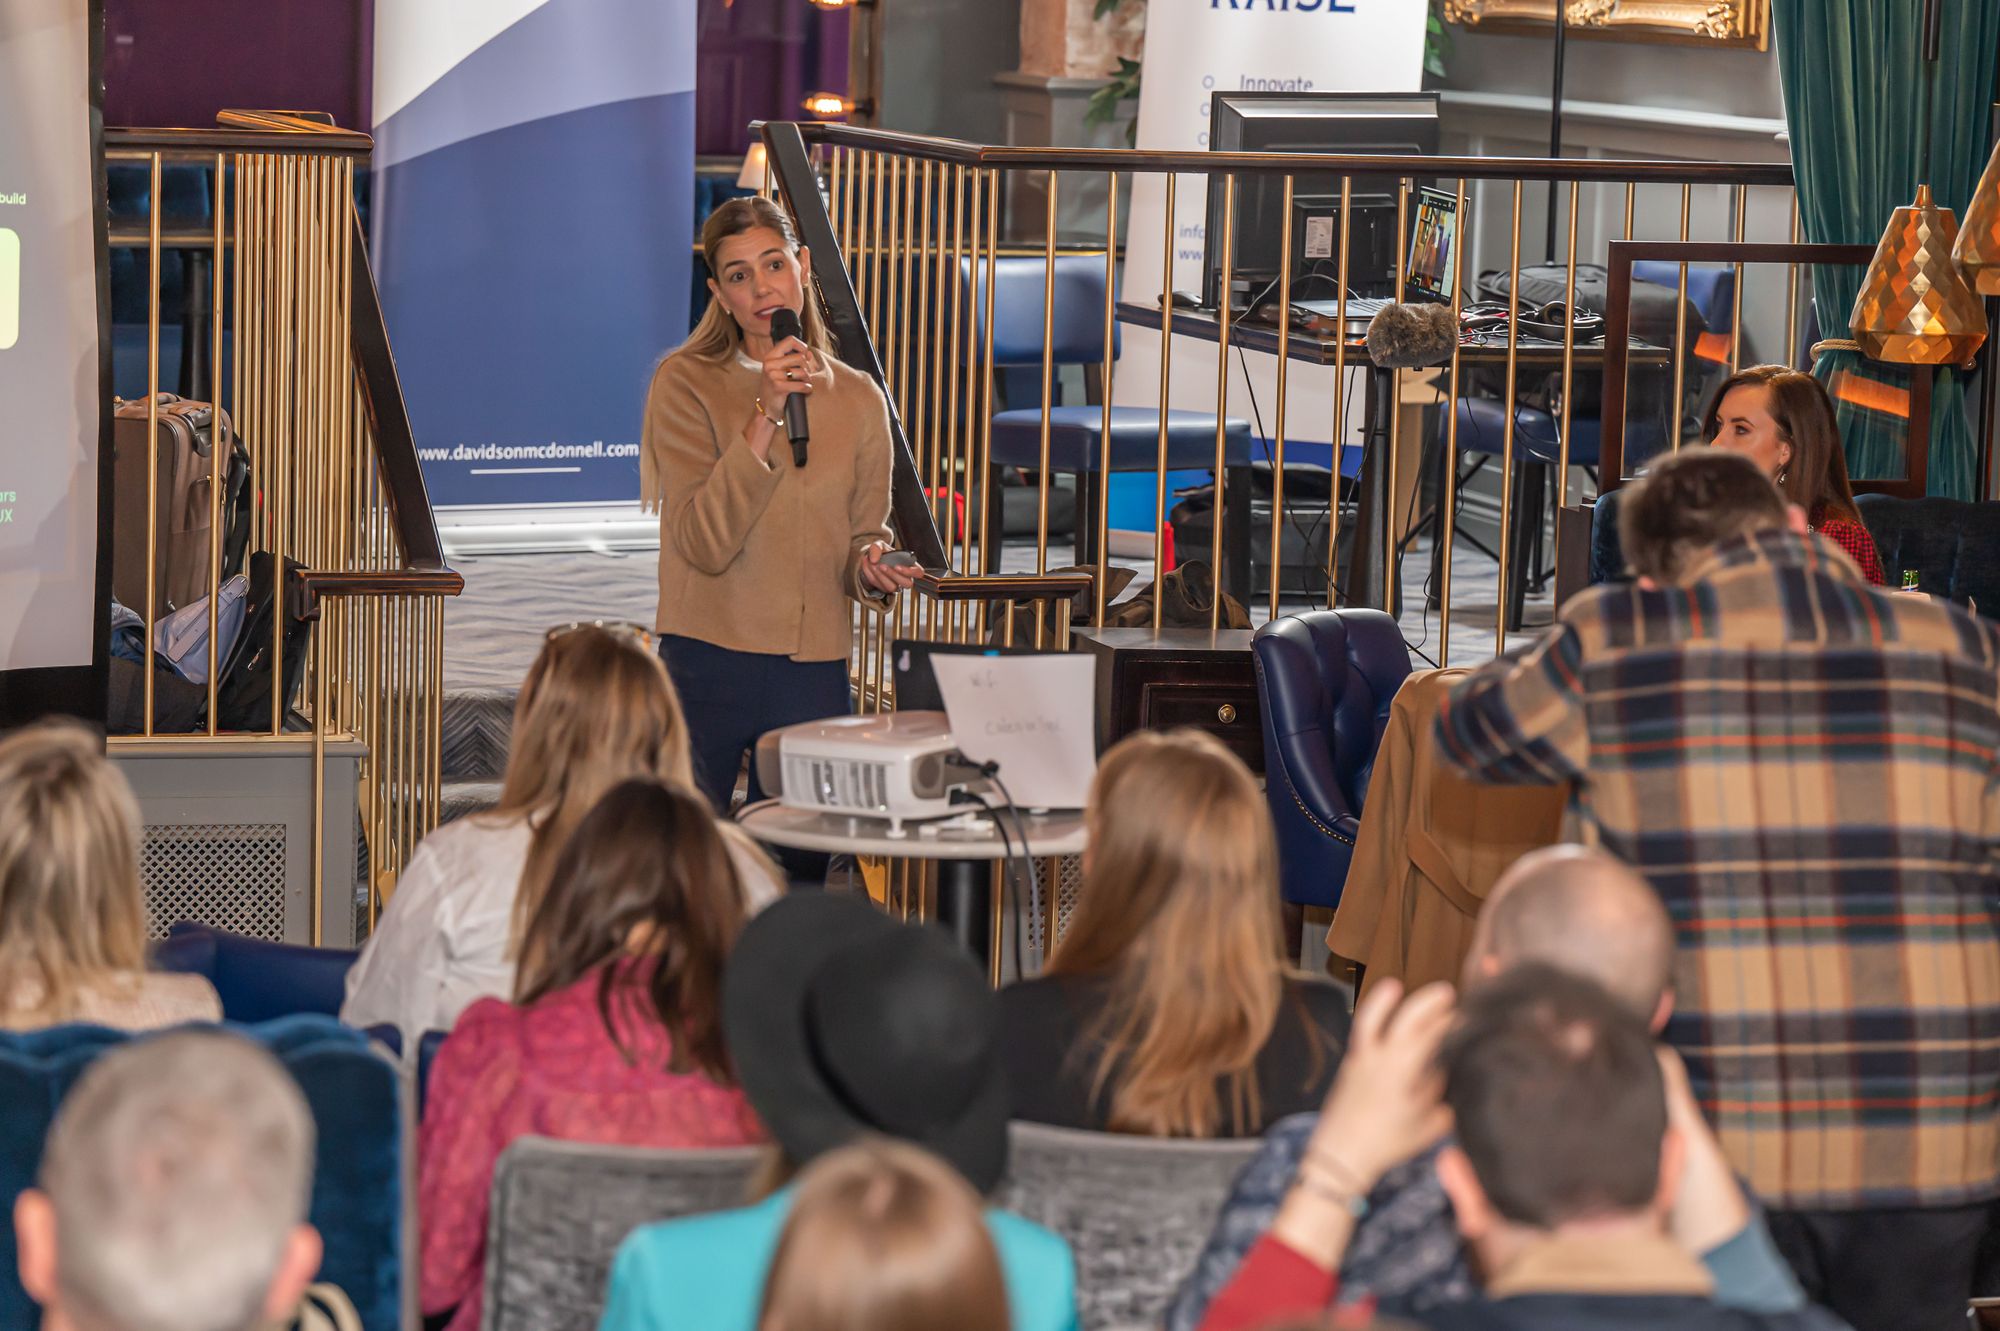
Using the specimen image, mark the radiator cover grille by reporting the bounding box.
[140,823,288,942]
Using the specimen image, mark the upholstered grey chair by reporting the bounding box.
[481,1138,763,1331]
[992,1121,1262,1331]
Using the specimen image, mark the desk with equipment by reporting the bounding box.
[737,644,1098,980]
[1119,297,1671,617]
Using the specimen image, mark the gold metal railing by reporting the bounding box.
[105,113,460,940]
[765,122,1810,671]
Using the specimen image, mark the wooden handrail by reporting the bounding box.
[107,110,372,158]
[299,569,466,600]
[764,122,948,567]
[790,122,1795,187]
[914,570,1096,602]
[348,210,452,571]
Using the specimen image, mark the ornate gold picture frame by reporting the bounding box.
[1441,0,1770,50]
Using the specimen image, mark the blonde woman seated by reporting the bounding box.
[420,779,766,1331]
[341,624,781,1046]
[0,723,219,1030]
[999,730,1349,1137]
[756,1139,1010,1331]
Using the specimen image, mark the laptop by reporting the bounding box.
[1291,186,1461,329]
[890,639,1043,714]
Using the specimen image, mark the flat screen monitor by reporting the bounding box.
[1203,92,1440,310]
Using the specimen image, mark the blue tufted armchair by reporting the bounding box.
[1856,494,2000,615]
[1252,610,1414,910]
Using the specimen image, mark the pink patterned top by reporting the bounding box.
[417,960,765,1330]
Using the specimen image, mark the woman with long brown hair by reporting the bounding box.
[342,624,780,1044]
[756,1139,1011,1331]
[1703,364,1885,584]
[999,730,1349,1137]
[417,778,766,1331]
[0,722,219,1030]
[643,196,921,816]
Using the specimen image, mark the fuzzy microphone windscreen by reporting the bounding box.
[1366,302,1458,369]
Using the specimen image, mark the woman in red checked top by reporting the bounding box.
[1703,364,1886,585]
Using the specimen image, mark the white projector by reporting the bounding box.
[755,711,973,833]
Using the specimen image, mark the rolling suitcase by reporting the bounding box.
[111,394,251,617]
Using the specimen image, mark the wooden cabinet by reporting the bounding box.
[1073,627,1263,774]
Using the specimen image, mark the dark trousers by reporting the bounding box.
[1768,1202,1992,1331]
[658,635,852,812]
[658,636,849,886]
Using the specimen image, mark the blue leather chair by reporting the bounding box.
[0,1017,408,1330]
[150,922,403,1056]
[1857,495,2000,615]
[417,1028,448,1112]
[150,921,356,1023]
[1252,610,1414,910]
[965,255,1257,599]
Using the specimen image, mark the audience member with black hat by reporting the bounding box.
[597,892,1079,1331]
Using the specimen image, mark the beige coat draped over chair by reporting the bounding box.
[1327,668,1570,997]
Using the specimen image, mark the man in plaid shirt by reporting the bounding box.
[1435,450,2000,1331]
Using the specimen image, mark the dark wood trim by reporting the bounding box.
[298,570,466,599]
[789,123,1795,187]
[763,122,947,568]
[107,111,372,158]
[1599,240,1880,489]
[348,212,451,571]
[1850,365,1933,499]
[914,571,1095,602]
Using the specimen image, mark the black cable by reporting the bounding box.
[981,770,1043,977]
[961,788,1033,983]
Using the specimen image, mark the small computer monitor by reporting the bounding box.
[1404,186,1460,303]
[1203,92,1441,310]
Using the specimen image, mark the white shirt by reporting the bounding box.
[340,813,782,1049]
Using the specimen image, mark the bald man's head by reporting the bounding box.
[1464,846,1675,1030]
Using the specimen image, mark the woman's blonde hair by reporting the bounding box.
[0,722,148,1024]
[491,626,695,949]
[677,197,834,364]
[1048,729,1303,1137]
[757,1139,1008,1331]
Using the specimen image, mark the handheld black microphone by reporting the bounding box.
[768,308,810,468]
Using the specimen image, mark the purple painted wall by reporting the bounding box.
[694,0,848,156]
[103,0,372,128]
[102,0,843,149]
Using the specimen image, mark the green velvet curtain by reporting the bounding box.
[1773,0,1999,499]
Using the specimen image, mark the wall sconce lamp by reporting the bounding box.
[807,0,875,9]
[803,92,873,119]
[737,142,769,192]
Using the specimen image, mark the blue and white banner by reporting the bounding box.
[371,0,696,511]
[1110,0,1424,532]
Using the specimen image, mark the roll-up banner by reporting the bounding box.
[1110,0,1424,537]
[0,0,112,726]
[371,0,697,515]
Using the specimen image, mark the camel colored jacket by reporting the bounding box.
[1327,668,1568,996]
[641,349,893,663]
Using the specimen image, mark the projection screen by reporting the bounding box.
[0,0,111,726]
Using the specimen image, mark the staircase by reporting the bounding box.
[437,549,661,825]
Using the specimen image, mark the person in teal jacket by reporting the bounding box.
[598,892,1080,1331]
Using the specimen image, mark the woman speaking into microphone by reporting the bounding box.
[641,197,921,815]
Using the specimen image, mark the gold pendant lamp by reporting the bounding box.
[1954,138,2000,296]
[1849,0,1988,365]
